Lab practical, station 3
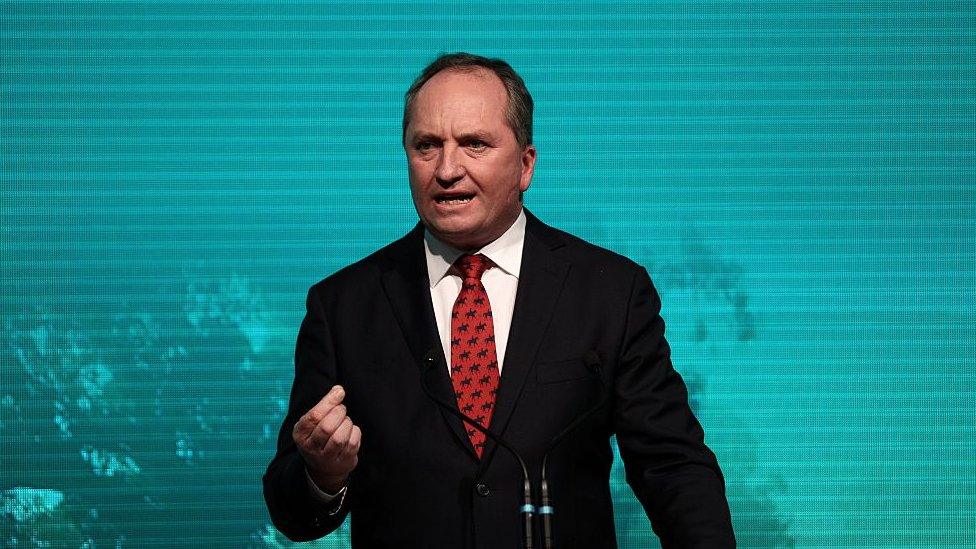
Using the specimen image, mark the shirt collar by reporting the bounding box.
[424,209,526,288]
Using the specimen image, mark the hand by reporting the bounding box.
[293,385,362,493]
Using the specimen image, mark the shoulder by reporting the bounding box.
[526,211,646,281]
[308,223,423,298]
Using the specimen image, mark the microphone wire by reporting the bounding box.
[419,350,537,549]
[539,351,610,549]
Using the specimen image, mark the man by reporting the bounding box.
[264,53,735,548]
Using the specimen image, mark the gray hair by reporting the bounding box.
[402,52,534,148]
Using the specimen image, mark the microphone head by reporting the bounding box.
[422,348,440,371]
[582,350,601,374]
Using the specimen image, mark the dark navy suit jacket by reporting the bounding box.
[263,210,735,548]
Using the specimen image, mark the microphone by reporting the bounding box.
[539,350,609,549]
[419,349,536,549]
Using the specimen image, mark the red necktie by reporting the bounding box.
[450,254,500,458]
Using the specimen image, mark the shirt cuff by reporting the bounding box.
[305,466,348,510]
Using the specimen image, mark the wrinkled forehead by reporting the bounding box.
[408,69,510,135]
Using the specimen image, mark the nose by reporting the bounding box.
[434,143,465,186]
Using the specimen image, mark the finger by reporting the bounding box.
[293,412,320,443]
[306,404,347,450]
[294,386,345,443]
[341,425,362,460]
[324,417,354,457]
[312,385,346,415]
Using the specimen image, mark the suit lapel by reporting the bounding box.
[483,210,570,464]
[379,224,479,459]
[379,211,571,466]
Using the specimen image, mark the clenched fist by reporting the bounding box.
[293,385,362,493]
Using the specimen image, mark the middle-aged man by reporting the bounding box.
[264,52,736,548]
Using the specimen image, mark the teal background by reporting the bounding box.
[2,1,974,547]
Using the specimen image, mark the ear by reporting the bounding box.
[519,144,537,192]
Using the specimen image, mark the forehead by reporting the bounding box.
[409,68,510,134]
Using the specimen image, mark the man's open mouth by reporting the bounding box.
[435,193,475,205]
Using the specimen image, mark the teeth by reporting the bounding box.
[438,196,473,205]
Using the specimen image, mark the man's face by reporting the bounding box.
[404,68,536,250]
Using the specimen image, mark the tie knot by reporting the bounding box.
[456,254,491,280]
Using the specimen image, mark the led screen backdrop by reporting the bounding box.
[2,1,974,547]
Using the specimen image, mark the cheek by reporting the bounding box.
[407,164,430,190]
[493,154,525,183]
[471,160,509,186]
[408,154,431,174]
[407,173,428,203]
[478,163,523,199]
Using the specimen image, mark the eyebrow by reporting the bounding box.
[458,131,495,143]
[410,132,441,144]
[409,130,495,144]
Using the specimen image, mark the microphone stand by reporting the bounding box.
[419,350,536,549]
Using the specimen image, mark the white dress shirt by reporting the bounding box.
[425,209,525,374]
[308,209,527,503]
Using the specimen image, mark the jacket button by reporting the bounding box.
[475,483,491,497]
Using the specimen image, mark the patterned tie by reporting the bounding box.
[450,253,501,458]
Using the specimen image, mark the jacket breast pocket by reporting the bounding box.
[534,356,594,385]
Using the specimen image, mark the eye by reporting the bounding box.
[466,140,488,151]
[415,141,436,152]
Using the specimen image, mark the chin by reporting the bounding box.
[433,229,476,248]
[426,224,479,248]
[426,215,474,235]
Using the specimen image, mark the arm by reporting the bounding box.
[262,285,357,541]
[614,267,736,548]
